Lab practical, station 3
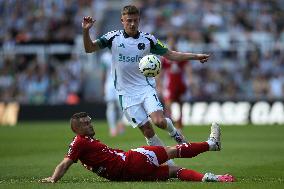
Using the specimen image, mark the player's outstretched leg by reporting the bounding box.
[166,122,222,159]
[171,123,234,182]
[177,122,222,157]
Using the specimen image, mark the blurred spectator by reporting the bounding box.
[100,51,125,137]
[157,35,192,130]
[269,73,284,99]
[0,58,16,102]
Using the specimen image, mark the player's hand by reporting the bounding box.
[40,177,55,183]
[82,16,96,30]
[196,54,210,64]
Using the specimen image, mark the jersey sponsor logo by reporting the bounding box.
[138,43,145,50]
[118,53,142,63]
[118,43,125,48]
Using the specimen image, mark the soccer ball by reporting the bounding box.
[139,55,162,77]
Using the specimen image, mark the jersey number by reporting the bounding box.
[153,94,158,101]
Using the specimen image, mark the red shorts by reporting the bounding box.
[121,146,169,181]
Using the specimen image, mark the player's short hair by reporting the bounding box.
[121,5,140,16]
[71,112,89,120]
[70,112,89,133]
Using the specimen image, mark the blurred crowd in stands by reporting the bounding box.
[0,0,107,44]
[0,0,284,104]
[0,53,84,104]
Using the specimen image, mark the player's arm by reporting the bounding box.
[150,37,210,64]
[82,16,101,53]
[163,50,210,64]
[41,158,74,183]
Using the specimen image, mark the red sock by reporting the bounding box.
[177,168,204,181]
[176,142,209,158]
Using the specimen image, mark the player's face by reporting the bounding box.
[121,14,140,37]
[78,116,95,136]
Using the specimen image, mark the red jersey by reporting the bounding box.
[161,57,188,84]
[66,135,126,180]
[65,135,169,181]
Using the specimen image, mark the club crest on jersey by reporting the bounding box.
[138,43,145,50]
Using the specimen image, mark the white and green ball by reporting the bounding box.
[139,55,161,77]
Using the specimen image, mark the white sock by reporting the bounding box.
[146,134,165,146]
[206,140,215,151]
[165,118,177,136]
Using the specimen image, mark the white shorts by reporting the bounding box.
[119,90,163,128]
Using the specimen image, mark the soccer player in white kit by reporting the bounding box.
[101,51,125,137]
[82,5,210,164]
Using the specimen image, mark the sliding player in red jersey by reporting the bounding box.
[41,112,234,183]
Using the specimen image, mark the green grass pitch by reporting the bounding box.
[0,121,283,189]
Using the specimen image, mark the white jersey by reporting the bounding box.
[96,30,168,96]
